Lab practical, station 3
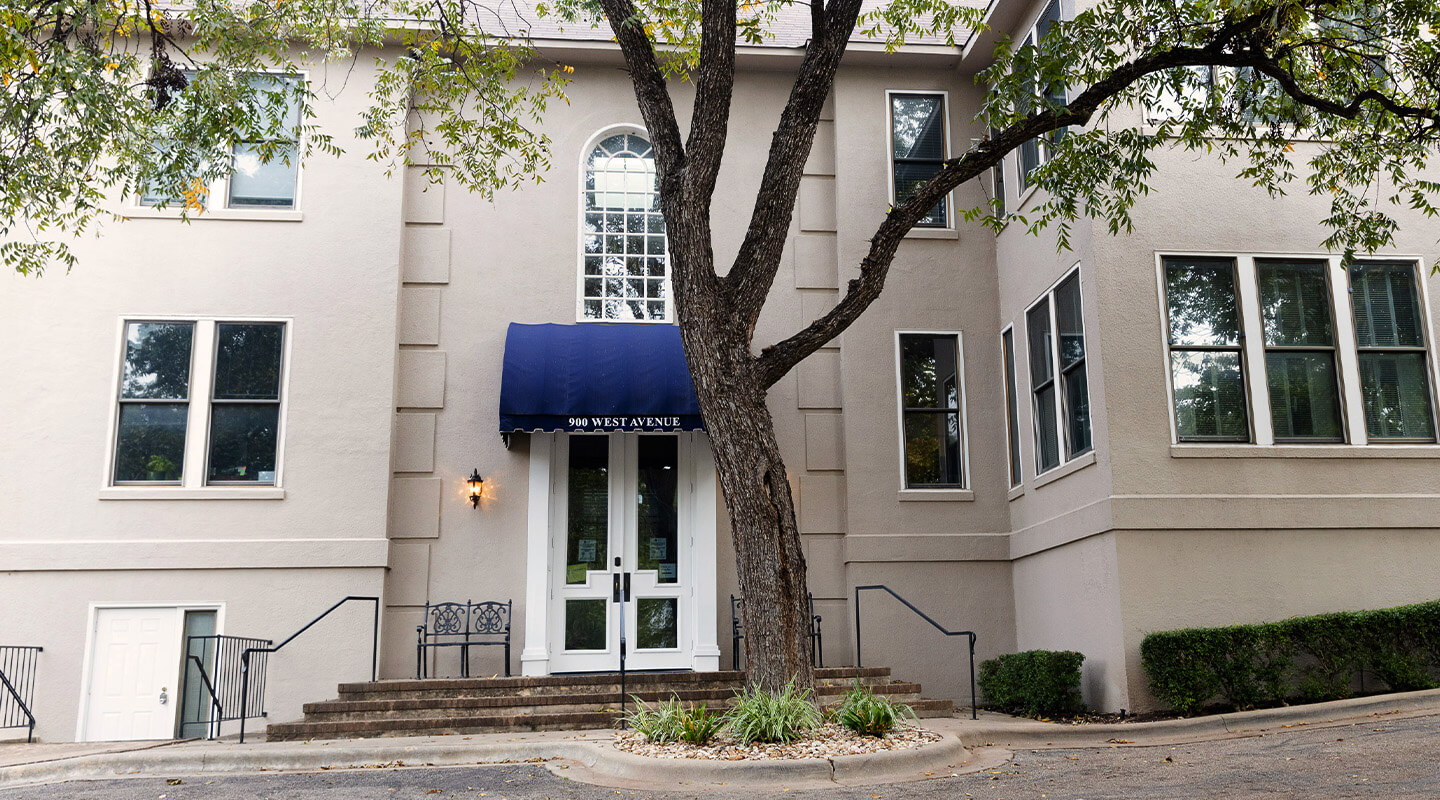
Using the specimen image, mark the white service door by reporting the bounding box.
[84,607,183,741]
[548,433,697,672]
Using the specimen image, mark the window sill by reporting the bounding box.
[1006,484,1025,502]
[99,487,286,500]
[121,207,303,223]
[903,227,959,240]
[897,488,974,502]
[1170,444,1440,459]
[1032,450,1097,488]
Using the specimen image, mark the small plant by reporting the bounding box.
[835,684,914,737]
[677,703,725,745]
[726,680,821,744]
[624,696,684,743]
[145,454,176,478]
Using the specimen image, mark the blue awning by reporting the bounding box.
[499,323,704,432]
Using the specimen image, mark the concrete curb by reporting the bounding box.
[0,740,604,789]
[563,731,1007,789]
[948,687,1440,748]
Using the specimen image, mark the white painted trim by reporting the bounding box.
[521,432,554,677]
[1025,263,1091,476]
[76,602,226,742]
[893,330,971,490]
[106,316,293,492]
[1328,255,1368,445]
[690,434,721,672]
[884,89,955,232]
[573,124,674,325]
[1000,324,1022,489]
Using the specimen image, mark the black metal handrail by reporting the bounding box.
[0,646,42,743]
[238,595,380,743]
[185,654,223,740]
[854,585,977,720]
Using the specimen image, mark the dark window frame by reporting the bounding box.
[896,331,967,489]
[1025,265,1093,475]
[1348,259,1439,443]
[1254,258,1347,444]
[887,91,950,229]
[1161,256,1253,443]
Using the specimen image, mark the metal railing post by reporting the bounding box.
[852,585,978,720]
[238,650,251,744]
[0,646,42,743]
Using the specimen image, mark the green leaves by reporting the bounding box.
[977,650,1086,718]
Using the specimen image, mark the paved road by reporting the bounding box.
[5,713,1436,800]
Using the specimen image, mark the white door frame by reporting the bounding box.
[521,431,720,675]
[76,602,226,742]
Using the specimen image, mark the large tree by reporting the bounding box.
[5,0,1440,691]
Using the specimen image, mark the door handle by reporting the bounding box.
[612,572,632,603]
[159,687,169,705]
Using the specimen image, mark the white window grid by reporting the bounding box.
[1156,252,1440,447]
[104,316,292,490]
[1025,264,1092,475]
[577,128,672,323]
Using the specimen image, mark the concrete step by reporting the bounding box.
[337,667,893,701]
[270,666,953,741]
[300,683,927,722]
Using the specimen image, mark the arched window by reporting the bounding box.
[580,132,669,321]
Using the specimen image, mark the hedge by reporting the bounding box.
[977,650,1085,717]
[1140,599,1440,715]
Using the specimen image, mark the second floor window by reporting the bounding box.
[112,319,287,486]
[1027,268,1092,473]
[580,132,670,322]
[888,93,949,227]
[1162,255,1438,446]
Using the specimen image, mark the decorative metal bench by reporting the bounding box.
[415,600,511,679]
[730,593,823,670]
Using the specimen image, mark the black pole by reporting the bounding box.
[371,598,380,682]
[853,586,862,668]
[969,634,977,720]
[237,650,250,744]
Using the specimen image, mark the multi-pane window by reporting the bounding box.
[580,132,669,321]
[1018,0,1064,189]
[1350,262,1436,441]
[1002,328,1022,487]
[898,333,965,488]
[140,72,301,210]
[112,319,286,486]
[208,323,285,482]
[114,322,195,483]
[1257,260,1344,442]
[1027,268,1092,473]
[1163,257,1249,441]
[1162,254,1437,446]
[889,93,948,227]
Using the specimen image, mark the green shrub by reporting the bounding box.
[1141,599,1440,714]
[726,680,821,744]
[977,650,1085,718]
[835,684,915,737]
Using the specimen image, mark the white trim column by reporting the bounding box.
[691,434,721,671]
[520,432,554,677]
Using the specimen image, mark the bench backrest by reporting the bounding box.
[422,600,511,640]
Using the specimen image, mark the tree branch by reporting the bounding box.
[723,0,864,335]
[683,0,737,209]
[597,0,684,175]
[753,5,1436,388]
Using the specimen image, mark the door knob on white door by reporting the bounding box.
[158,688,169,705]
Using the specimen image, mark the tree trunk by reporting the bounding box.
[678,315,815,693]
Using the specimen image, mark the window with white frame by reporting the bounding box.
[1162,255,1438,445]
[1027,268,1091,473]
[897,333,966,488]
[112,319,287,486]
[139,72,302,211]
[1001,327,1023,487]
[1018,0,1064,190]
[888,92,949,228]
[579,131,670,321]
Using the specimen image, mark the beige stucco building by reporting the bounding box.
[4,0,1440,742]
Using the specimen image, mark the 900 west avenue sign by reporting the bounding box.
[498,414,705,432]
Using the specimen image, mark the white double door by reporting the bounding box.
[548,432,704,672]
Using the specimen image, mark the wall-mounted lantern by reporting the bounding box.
[467,469,485,508]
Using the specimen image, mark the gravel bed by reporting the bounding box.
[612,723,941,760]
